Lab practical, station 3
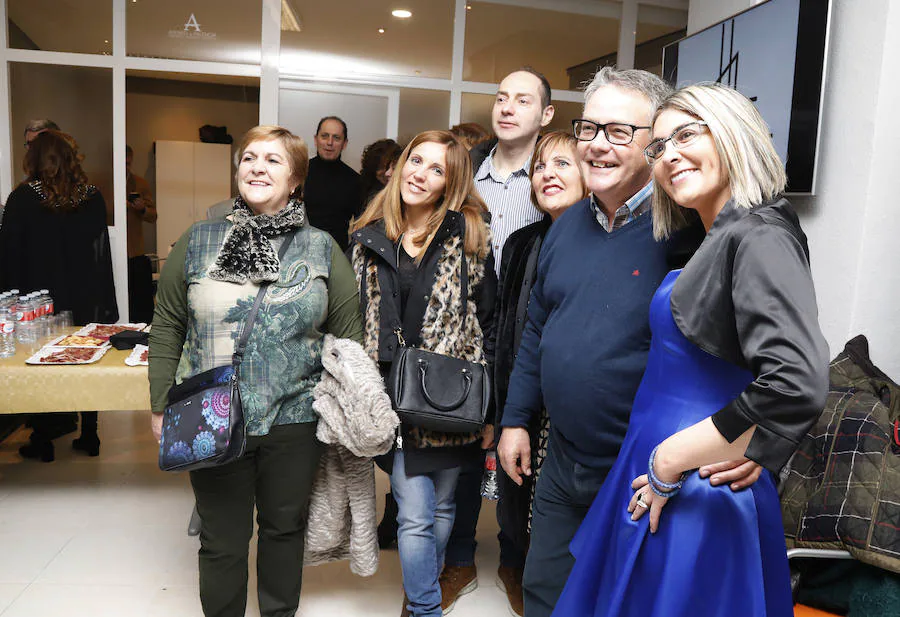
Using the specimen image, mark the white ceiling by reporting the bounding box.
[8,0,686,89]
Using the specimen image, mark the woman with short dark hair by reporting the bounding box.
[149,125,363,617]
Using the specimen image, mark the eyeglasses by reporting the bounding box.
[643,121,709,164]
[571,119,651,145]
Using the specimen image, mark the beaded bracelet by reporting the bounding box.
[648,444,685,498]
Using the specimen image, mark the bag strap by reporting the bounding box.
[232,230,296,367]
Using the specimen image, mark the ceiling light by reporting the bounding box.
[378,28,385,34]
[281,0,303,32]
[391,9,412,18]
[466,4,472,9]
[104,39,109,43]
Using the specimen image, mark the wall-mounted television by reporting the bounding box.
[662,0,831,194]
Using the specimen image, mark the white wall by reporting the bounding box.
[688,0,900,378]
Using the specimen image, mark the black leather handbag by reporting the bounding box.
[158,233,293,472]
[386,228,490,433]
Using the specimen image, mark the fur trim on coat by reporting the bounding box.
[306,335,399,576]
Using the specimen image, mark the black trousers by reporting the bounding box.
[523,436,609,617]
[189,422,322,617]
[127,255,155,324]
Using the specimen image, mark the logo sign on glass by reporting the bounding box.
[168,14,217,40]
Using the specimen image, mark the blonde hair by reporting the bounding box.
[529,130,588,208]
[234,125,309,200]
[350,130,490,259]
[651,83,787,239]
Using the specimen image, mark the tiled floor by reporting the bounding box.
[0,412,512,617]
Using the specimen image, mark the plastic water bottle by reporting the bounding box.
[15,294,36,345]
[0,307,15,357]
[481,450,500,500]
[39,289,54,319]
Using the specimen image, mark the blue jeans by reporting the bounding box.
[391,450,462,617]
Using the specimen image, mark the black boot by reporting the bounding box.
[72,411,100,457]
[19,436,55,462]
[378,491,399,549]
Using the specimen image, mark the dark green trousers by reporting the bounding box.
[189,422,321,617]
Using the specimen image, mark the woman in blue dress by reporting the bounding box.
[552,83,829,617]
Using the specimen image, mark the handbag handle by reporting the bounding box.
[232,230,297,367]
[417,358,472,411]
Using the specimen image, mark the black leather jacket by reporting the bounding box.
[671,198,829,472]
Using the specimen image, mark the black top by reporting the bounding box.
[671,198,829,472]
[0,182,118,325]
[303,156,362,252]
[397,244,417,317]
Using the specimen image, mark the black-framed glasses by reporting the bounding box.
[572,119,651,145]
[643,121,709,164]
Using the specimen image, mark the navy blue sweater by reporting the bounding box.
[501,198,671,470]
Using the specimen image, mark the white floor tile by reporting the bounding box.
[0,410,517,617]
[0,531,73,584]
[0,583,27,614]
[1,583,152,617]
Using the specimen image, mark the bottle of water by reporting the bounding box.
[480,450,500,500]
[0,307,14,357]
[15,294,36,345]
[40,289,54,319]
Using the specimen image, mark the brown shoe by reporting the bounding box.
[497,565,524,617]
[439,564,478,615]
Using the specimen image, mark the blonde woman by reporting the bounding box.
[349,129,496,617]
[553,83,828,616]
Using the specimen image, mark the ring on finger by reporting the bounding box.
[635,493,649,509]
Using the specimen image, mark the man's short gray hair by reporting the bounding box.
[24,118,59,136]
[583,67,672,117]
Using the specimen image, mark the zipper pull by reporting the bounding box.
[393,326,406,348]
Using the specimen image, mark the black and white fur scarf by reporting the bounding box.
[352,234,488,449]
[208,197,306,284]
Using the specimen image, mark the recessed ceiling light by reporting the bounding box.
[391,9,412,18]
[104,39,109,43]
[378,28,385,34]
[466,4,472,9]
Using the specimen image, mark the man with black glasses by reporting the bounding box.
[497,67,761,617]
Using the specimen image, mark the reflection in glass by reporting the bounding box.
[9,63,114,223]
[280,1,453,78]
[399,89,451,144]
[464,2,685,90]
[127,0,262,64]
[8,0,112,54]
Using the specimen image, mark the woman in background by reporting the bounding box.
[360,138,403,206]
[492,131,588,604]
[0,130,117,462]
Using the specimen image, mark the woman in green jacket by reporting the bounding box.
[149,125,363,617]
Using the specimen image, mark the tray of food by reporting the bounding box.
[26,346,110,365]
[74,323,147,341]
[47,334,108,348]
[125,344,149,367]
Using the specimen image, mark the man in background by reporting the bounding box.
[303,116,361,251]
[441,67,555,617]
[125,145,157,324]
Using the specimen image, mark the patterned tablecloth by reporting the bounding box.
[0,329,151,413]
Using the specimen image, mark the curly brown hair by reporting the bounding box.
[23,130,91,210]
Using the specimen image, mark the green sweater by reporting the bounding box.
[148,219,363,436]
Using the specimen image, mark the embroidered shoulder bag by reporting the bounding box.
[158,232,294,472]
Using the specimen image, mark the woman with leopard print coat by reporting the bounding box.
[349,130,496,617]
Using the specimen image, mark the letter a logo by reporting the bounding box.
[184,14,201,32]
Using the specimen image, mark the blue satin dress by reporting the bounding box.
[552,270,793,617]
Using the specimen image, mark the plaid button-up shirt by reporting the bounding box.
[590,181,653,232]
